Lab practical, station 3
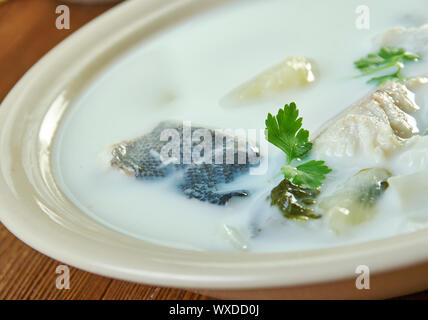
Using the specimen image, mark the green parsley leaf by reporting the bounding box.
[281,160,332,189]
[265,102,312,164]
[354,46,421,86]
[368,73,402,86]
[265,103,332,190]
[266,103,332,220]
[378,47,405,60]
[354,53,384,71]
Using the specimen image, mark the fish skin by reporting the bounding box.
[111,121,259,205]
[111,121,182,178]
[179,163,249,205]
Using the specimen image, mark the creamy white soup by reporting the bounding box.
[52,0,428,252]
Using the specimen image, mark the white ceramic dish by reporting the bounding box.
[1,0,428,299]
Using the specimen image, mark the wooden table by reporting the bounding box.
[0,0,425,300]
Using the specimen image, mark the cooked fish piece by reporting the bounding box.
[375,24,428,56]
[111,122,179,178]
[179,162,249,205]
[111,121,259,205]
[312,81,422,160]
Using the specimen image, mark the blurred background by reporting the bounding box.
[0,0,118,103]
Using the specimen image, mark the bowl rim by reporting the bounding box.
[1,0,428,290]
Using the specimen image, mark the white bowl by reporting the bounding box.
[1,0,428,299]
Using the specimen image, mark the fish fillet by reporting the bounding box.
[313,81,422,160]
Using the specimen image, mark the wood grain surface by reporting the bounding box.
[0,0,426,300]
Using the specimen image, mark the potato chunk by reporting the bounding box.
[225,57,316,102]
[319,168,391,234]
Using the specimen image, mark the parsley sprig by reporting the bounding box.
[265,103,331,189]
[354,47,421,86]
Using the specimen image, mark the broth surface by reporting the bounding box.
[53,0,428,252]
